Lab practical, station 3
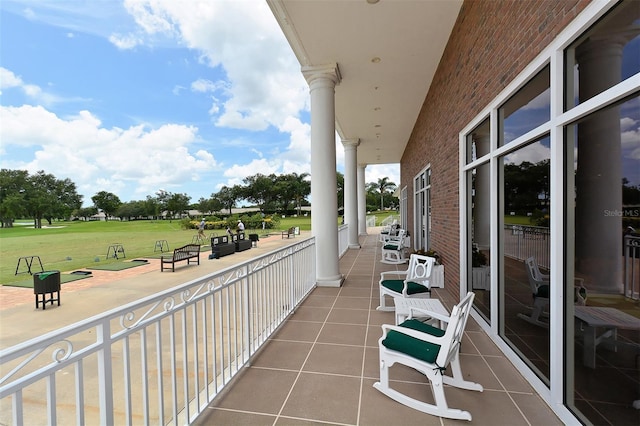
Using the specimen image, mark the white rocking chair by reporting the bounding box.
[377,253,434,311]
[374,292,483,421]
[517,256,550,328]
[380,229,409,264]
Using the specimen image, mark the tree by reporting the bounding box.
[196,196,223,215]
[92,191,121,221]
[336,172,344,211]
[75,206,98,220]
[0,169,29,228]
[144,195,161,219]
[376,177,397,211]
[0,170,83,227]
[116,200,146,220]
[273,173,311,214]
[166,193,191,219]
[243,174,278,212]
[214,186,241,215]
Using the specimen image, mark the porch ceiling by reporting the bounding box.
[267,0,462,166]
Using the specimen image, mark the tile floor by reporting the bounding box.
[193,234,562,425]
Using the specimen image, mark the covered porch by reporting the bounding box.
[193,232,561,425]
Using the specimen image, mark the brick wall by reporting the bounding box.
[401,0,590,297]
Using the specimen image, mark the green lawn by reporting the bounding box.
[1,212,400,286]
[0,219,299,286]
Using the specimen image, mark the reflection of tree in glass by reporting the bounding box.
[503,159,549,216]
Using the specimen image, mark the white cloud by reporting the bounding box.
[504,141,550,166]
[0,67,77,106]
[108,33,142,49]
[121,0,308,133]
[0,104,217,200]
[0,67,24,90]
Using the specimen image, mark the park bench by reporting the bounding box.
[161,244,201,272]
[281,227,296,239]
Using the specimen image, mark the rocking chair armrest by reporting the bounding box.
[380,324,446,345]
[380,270,408,279]
[408,308,451,325]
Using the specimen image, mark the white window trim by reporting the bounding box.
[458,0,632,423]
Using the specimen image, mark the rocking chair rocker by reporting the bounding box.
[374,292,482,421]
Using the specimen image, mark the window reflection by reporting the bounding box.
[469,162,491,323]
[565,2,640,110]
[499,65,550,146]
[566,95,640,424]
[500,137,551,383]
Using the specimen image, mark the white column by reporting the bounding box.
[574,31,633,293]
[303,64,343,287]
[343,139,360,249]
[357,164,368,235]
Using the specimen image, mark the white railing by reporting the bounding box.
[380,215,399,227]
[503,224,550,269]
[0,238,316,426]
[338,224,349,257]
[624,234,640,300]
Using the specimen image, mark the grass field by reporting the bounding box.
[0,212,402,286]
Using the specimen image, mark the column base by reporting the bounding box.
[359,231,368,236]
[316,274,344,287]
[348,244,361,249]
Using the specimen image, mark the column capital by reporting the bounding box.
[358,163,367,169]
[302,63,341,86]
[342,138,360,149]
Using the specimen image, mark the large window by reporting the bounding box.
[460,2,640,424]
[466,118,491,321]
[563,3,640,423]
[500,136,551,383]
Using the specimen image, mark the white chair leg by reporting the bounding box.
[377,289,394,311]
[443,355,483,392]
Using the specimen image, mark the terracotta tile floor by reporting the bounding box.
[193,234,562,425]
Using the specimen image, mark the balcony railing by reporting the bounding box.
[503,224,550,269]
[0,238,316,425]
[624,234,640,300]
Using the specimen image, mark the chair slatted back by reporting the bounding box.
[525,256,547,294]
[436,292,475,368]
[406,254,435,288]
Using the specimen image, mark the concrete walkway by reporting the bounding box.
[0,232,309,349]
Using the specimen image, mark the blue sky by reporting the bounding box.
[0,0,399,207]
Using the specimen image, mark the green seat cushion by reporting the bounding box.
[382,319,445,363]
[536,284,550,298]
[383,244,401,250]
[381,279,430,295]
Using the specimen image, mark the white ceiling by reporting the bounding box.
[267,0,462,165]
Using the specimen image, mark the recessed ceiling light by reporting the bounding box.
[371,57,381,63]
[367,0,380,4]
[374,124,381,128]
[374,107,381,111]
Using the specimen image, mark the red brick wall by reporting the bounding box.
[401,0,590,297]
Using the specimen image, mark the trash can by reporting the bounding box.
[33,270,61,310]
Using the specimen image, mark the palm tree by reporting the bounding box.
[376,177,396,211]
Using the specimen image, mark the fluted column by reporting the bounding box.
[357,164,368,235]
[343,139,360,249]
[302,64,343,287]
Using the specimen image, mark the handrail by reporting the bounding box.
[0,238,316,425]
